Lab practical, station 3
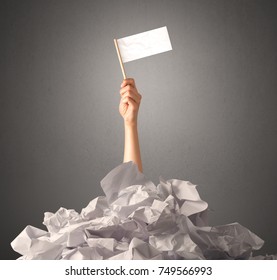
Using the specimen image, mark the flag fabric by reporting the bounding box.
[116,26,172,63]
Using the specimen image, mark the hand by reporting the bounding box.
[119,78,142,126]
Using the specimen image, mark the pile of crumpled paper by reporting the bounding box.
[11,161,271,260]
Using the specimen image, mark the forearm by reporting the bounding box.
[124,123,143,173]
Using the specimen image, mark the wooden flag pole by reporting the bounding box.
[114,39,127,79]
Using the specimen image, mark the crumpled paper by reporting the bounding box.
[11,161,266,260]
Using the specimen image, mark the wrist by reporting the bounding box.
[124,121,138,129]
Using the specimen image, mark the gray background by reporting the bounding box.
[1,0,277,259]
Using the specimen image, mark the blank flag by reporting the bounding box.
[117,26,172,63]
[114,26,172,78]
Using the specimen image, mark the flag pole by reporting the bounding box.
[114,39,127,79]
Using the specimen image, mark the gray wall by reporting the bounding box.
[1,0,277,259]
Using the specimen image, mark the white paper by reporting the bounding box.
[11,161,271,260]
[117,26,172,63]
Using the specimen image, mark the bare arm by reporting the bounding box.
[119,78,143,172]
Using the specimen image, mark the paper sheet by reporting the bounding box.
[11,161,270,260]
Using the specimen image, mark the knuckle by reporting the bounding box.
[125,90,131,96]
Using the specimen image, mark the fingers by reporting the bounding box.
[121,78,135,88]
[120,86,141,104]
[120,96,137,109]
[121,91,141,104]
[120,78,142,104]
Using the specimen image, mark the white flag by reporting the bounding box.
[116,26,172,63]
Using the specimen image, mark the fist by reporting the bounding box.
[119,78,142,126]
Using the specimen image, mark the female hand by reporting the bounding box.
[119,78,142,126]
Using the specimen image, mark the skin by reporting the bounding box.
[119,78,143,173]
